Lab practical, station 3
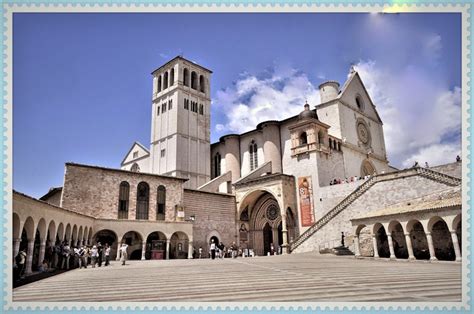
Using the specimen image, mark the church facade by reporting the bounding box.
[12,56,463,276]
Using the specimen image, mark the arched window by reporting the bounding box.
[199,75,205,93]
[199,104,204,115]
[318,131,324,145]
[118,181,129,219]
[329,138,333,149]
[136,182,149,220]
[170,68,175,86]
[157,185,166,221]
[356,95,364,111]
[157,76,162,92]
[214,153,221,178]
[183,68,189,86]
[163,72,168,90]
[131,163,140,172]
[300,132,308,145]
[249,140,258,171]
[191,71,197,89]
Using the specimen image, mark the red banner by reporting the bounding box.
[298,176,314,227]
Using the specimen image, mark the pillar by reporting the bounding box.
[25,239,35,275]
[404,233,415,260]
[387,233,396,260]
[141,242,146,260]
[372,234,379,258]
[354,235,361,258]
[281,214,289,254]
[450,230,461,262]
[188,241,193,259]
[13,238,21,258]
[425,232,437,261]
[166,240,170,260]
[37,240,47,267]
[116,242,121,261]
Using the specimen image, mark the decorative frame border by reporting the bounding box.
[1,1,471,312]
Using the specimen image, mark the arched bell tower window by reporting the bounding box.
[157,76,162,92]
[118,181,129,219]
[183,68,189,86]
[136,182,149,220]
[213,153,221,178]
[199,75,205,93]
[249,140,258,171]
[191,71,198,89]
[156,185,166,221]
[318,131,324,145]
[163,71,168,90]
[170,68,175,86]
[131,163,140,172]
[300,132,308,146]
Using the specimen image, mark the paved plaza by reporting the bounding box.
[13,253,462,302]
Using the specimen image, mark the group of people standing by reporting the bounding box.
[205,239,239,260]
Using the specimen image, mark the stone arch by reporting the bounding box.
[405,219,429,260]
[23,216,35,241]
[13,213,21,240]
[199,74,205,93]
[428,216,455,261]
[157,75,162,92]
[183,68,189,86]
[47,220,56,243]
[94,229,119,259]
[299,131,308,145]
[170,231,189,259]
[453,214,461,255]
[388,220,408,259]
[83,226,89,245]
[191,71,197,89]
[64,223,72,244]
[170,68,175,86]
[71,224,78,246]
[206,230,222,247]
[145,231,167,260]
[36,218,47,243]
[78,226,83,245]
[56,223,64,243]
[361,159,376,177]
[88,228,93,244]
[355,224,373,257]
[373,223,390,258]
[121,231,143,260]
[163,71,168,89]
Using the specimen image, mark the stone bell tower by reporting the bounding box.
[150,56,212,188]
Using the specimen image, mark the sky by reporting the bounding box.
[13,13,462,198]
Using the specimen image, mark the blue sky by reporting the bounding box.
[13,13,462,198]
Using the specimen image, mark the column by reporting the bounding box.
[387,233,396,260]
[404,233,415,260]
[372,234,379,258]
[141,242,146,260]
[450,230,461,262]
[116,242,121,261]
[425,232,437,261]
[166,240,170,260]
[188,241,193,259]
[37,240,47,267]
[354,235,360,258]
[13,238,21,258]
[25,239,35,275]
[281,214,289,254]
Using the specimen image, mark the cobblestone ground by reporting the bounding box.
[13,253,462,302]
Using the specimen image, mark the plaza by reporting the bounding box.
[13,253,461,302]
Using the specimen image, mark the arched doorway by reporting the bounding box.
[94,229,118,260]
[146,231,167,260]
[407,220,429,260]
[122,231,143,260]
[170,232,189,259]
[263,223,273,255]
[388,221,408,259]
[373,224,389,258]
[355,225,373,257]
[429,217,455,261]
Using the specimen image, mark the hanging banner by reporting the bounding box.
[298,176,314,227]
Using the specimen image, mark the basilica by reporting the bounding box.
[12,56,463,275]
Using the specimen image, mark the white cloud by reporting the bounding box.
[214,67,320,134]
[354,60,461,168]
[423,33,442,62]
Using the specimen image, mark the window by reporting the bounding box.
[183,68,189,86]
[131,163,140,172]
[168,99,173,110]
[133,151,138,158]
[300,132,308,145]
[199,75,205,93]
[157,185,166,220]
[338,142,342,151]
[118,181,129,219]
[184,98,189,110]
[318,131,324,145]
[356,95,364,111]
[157,106,160,116]
[136,182,149,220]
[170,68,175,86]
[162,103,166,113]
[161,149,166,157]
[199,104,204,115]
[163,72,168,90]
[249,140,258,171]
[157,76,162,92]
[191,71,197,89]
[213,153,221,178]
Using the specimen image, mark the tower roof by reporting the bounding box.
[151,55,213,75]
[298,102,318,120]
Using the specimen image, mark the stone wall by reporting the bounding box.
[62,163,185,221]
[292,173,457,253]
[430,162,461,178]
[316,179,367,218]
[183,189,236,257]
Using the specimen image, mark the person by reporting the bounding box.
[456,155,461,162]
[104,243,110,266]
[341,232,345,247]
[413,161,419,168]
[38,259,49,273]
[270,243,275,256]
[218,242,225,259]
[120,243,128,266]
[91,245,98,268]
[97,242,103,267]
[62,242,71,270]
[425,162,429,168]
[210,239,216,260]
[78,246,87,268]
[198,246,203,259]
[15,249,27,280]
[231,242,237,258]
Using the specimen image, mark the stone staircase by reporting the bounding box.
[289,167,461,252]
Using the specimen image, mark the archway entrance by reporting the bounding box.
[122,231,143,260]
[431,218,455,261]
[263,223,273,255]
[170,232,189,259]
[146,232,167,260]
[94,229,118,260]
[374,224,390,258]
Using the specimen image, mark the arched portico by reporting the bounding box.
[146,231,167,260]
[121,231,143,260]
[94,229,119,259]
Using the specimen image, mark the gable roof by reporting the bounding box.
[120,141,150,166]
[151,55,213,75]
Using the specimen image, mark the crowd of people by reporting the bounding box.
[199,239,279,260]
[329,175,370,185]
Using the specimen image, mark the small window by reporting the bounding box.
[131,163,140,172]
[183,68,189,86]
[199,75,205,93]
[163,72,169,90]
[161,149,166,158]
[168,99,172,110]
[170,68,175,86]
[199,104,204,115]
[356,95,364,111]
[118,181,130,219]
[157,76,162,92]
[162,103,166,113]
[191,71,198,89]
[184,98,189,110]
[157,106,160,116]
[300,132,308,146]
[157,185,166,220]
[249,140,258,171]
[133,151,138,158]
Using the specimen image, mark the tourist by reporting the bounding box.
[456,155,461,162]
[231,242,237,258]
[198,246,203,259]
[38,259,49,273]
[97,242,103,267]
[120,243,128,266]
[15,249,27,280]
[78,246,87,268]
[85,246,91,266]
[62,242,71,270]
[218,242,225,259]
[104,243,110,266]
[270,243,275,256]
[91,245,98,268]
[210,239,216,260]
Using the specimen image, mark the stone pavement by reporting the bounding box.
[13,253,462,302]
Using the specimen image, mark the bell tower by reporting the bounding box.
[150,56,212,188]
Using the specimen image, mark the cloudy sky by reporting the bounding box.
[14,13,461,198]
